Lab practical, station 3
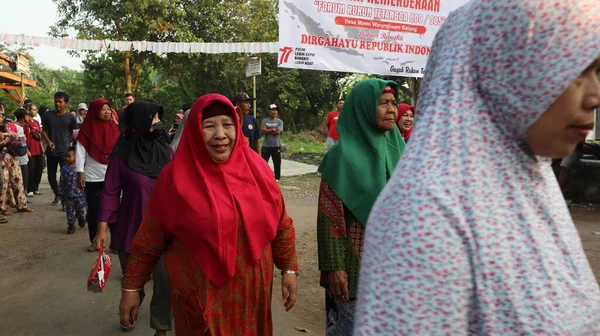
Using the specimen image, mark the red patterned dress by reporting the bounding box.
[122,193,298,336]
[317,179,365,334]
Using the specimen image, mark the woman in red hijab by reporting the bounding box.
[118,94,299,335]
[396,103,415,142]
[76,98,120,251]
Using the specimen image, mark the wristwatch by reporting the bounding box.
[281,270,299,277]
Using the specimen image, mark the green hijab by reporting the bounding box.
[318,78,405,226]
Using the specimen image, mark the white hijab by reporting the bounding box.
[355,0,600,334]
[170,109,189,152]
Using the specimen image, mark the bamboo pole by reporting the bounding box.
[253,75,257,118]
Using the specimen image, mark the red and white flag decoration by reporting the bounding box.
[0,34,278,54]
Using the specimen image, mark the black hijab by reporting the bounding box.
[111,101,172,178]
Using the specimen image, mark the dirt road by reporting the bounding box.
[0,174,324,336]
[2,173,600,336]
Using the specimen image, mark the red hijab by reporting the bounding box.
[149,94,280,287]
[77,98,120,165]
[396,103,415,142]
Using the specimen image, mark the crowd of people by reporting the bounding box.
[1,0,599,335]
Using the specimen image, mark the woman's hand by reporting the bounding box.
[78,172,85,190]
[93,222,109,251]
[327,271,349,302]
[119,291,140,330]
[281,273,298,311]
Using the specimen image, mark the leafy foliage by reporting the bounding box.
[1,0,417,129]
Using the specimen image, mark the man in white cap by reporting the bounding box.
[76,103,87,129]
[261,104,284,181]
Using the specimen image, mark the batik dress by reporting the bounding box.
[122,194,298,336]
[317,179,364,335]
[1,155,27,211]
[58,165,86,226]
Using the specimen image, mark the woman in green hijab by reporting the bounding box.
[317,78,405,335]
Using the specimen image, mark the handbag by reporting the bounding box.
[8,137,27,157]
[28,124,42,141]
[87,245,112,293]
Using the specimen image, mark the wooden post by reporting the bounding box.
[253,75,257,118]
[124,51,132,93]
[20,73,25,106]
[410,77,420,107]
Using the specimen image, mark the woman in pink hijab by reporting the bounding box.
[396,103,415,142]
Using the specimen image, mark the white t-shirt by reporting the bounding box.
[13,124,29,166]
[76,142,108,182]
[33,114,42,127]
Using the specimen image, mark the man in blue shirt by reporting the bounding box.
[232,92,261,153]
[42,91,77,206]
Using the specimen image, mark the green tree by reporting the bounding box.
[52,0,194,93]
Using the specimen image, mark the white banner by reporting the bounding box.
[278,0,470,77]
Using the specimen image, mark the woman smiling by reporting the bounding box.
[118,94,299,336]
[396,103,415,142]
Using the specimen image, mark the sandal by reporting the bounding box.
[17,208,34,213]
[3,210,13,216]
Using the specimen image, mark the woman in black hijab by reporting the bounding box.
[94,101,173,335]
[112,101,171,177]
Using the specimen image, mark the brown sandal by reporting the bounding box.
[17,208,34,213]
[3,210,13,216]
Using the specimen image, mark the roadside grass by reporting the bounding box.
[281,132,327,155]
[265,132,326,165]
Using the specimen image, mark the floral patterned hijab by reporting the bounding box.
[356,0,600,334]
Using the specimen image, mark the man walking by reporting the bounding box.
[118,93,135,132]
[325,99,344,150]
[42,92,77,206]
[261,104,284,181]
[232,92,261,153]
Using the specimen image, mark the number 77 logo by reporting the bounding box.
[279,47,294,64]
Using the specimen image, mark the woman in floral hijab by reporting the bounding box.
[356,0,600,334]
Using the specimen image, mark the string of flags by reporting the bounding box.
[0,34,279,54]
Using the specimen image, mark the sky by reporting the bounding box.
[0,0,83,70]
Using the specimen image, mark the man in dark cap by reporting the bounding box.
[232,92,261,153]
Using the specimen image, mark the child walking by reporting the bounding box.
[58,147,86,234]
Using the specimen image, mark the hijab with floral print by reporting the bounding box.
[356,0,600,334]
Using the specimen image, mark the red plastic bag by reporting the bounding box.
[87,246,112,293]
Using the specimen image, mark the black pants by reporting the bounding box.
[20,165,28,196]
[261,146,281,180]
[46,154,66,198]
[27,155,44,193]
[85,181,104,243]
